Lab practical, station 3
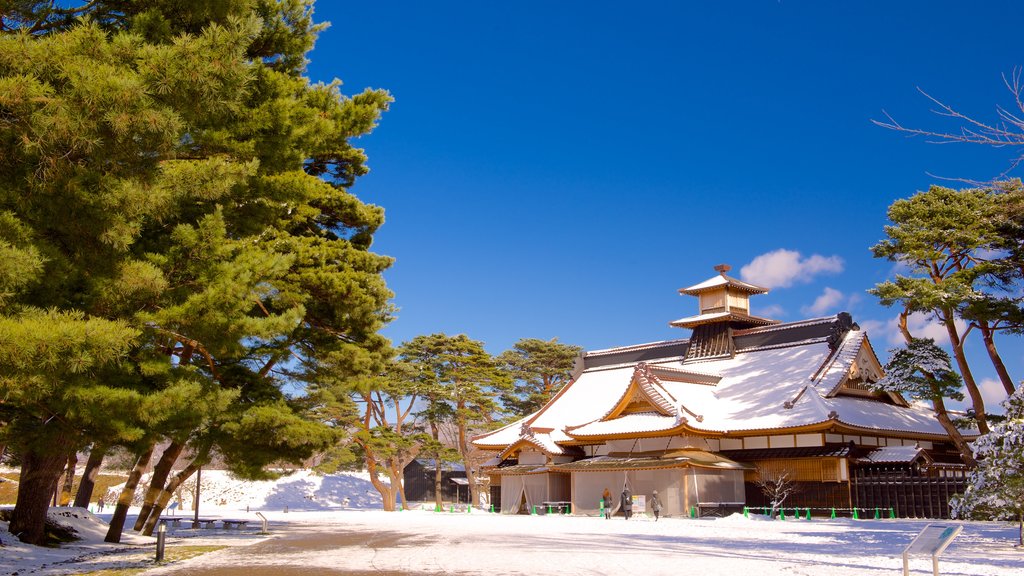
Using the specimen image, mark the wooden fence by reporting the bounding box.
[850,466,968,519]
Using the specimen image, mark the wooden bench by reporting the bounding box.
[221,519,250,529]
[191,518,218,529]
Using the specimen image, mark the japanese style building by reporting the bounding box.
[472,265,971,518]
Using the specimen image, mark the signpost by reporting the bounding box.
[902,524,963,576]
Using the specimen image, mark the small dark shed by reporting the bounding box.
[403,459,469,503]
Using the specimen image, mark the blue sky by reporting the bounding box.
[308,1,1023,411]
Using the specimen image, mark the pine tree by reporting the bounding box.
[951,388,1024,546]
[399,334,511,508]
[873,337,976,466]
[498,338,582,418]
[2,0,394,544]
[871,184,1018,434]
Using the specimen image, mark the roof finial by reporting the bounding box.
[713,263,731,275]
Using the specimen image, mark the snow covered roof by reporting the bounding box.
[669,310,778,329]
[859,445,930,464]
[551,450,750,472]
[473,314,961,457]
[678,272,769,295]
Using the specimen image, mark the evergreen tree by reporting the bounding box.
[873,337,976,466]
[498,338,582,418]
[871,184,1019,434]
[951,388,1024,546]
[1,0,393,543]
[0,310,140,544]
[398,334,510,508]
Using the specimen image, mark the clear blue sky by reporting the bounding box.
[308,1,1022,410]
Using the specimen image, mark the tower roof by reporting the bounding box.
[678,264,769,296]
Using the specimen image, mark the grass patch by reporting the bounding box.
[76,545,228,576]
[0,473,128,506]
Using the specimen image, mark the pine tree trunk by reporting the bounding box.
[59,452,78,506]
[944,312,989,434]
[363,454,395,511]
[396,461,409,510]
[387,460,407,510]
[104,444,154,543]
[8,436,73,545]
[979,324,1015,396]
[1018,512,1022,547]
[62,453,79,503]
[73,445,107,508]
[931,397,977,467]
[434,459,443,510]
[142,461,199,535]
[456,419,479,507]
[897,309,978,466]
[134,440,184,531]
[429,420,443,510]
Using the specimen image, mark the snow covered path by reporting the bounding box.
[136,510,1023,576]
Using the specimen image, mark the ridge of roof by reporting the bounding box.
[733,336,831,354]
[732,314,839,336]
[587,337,690,356]
[584,356,690,373]
[812,330,868,395]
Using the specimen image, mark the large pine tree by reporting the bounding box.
[1,1,394,544]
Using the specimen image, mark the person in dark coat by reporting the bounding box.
[621,487,632,520]
[650,490,662,521]
[601,488,612,519]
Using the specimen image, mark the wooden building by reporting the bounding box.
[472,265,972,518]
[403,459,470,504]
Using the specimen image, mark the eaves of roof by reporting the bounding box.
[669,311,778,329]
[719,445,860,460]
[552,451,751,472]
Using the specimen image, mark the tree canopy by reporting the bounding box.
[1,0,394,544]
[498,337,582,419]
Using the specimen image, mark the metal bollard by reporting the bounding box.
[156,523,166,562]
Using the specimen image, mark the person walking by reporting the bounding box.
[602,488,612,519]
[650,490,662,521]
[621,487,632,520]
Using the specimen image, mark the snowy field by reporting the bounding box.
[2,471,1022,575]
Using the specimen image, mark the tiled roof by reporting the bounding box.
[473,313,960,456]
[858,445,928,464]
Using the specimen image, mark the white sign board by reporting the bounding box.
[632,495,646,513]
[902,524,962,576]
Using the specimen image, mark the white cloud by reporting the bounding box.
[978,378,1011,416]
[905,312,967,346]
[739,249,843,289]
[757,304,786,319]
[802,287,845,315]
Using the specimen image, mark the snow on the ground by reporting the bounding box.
[2,470,1022,576]
[0,470,381,575]
[133,469,385,512]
